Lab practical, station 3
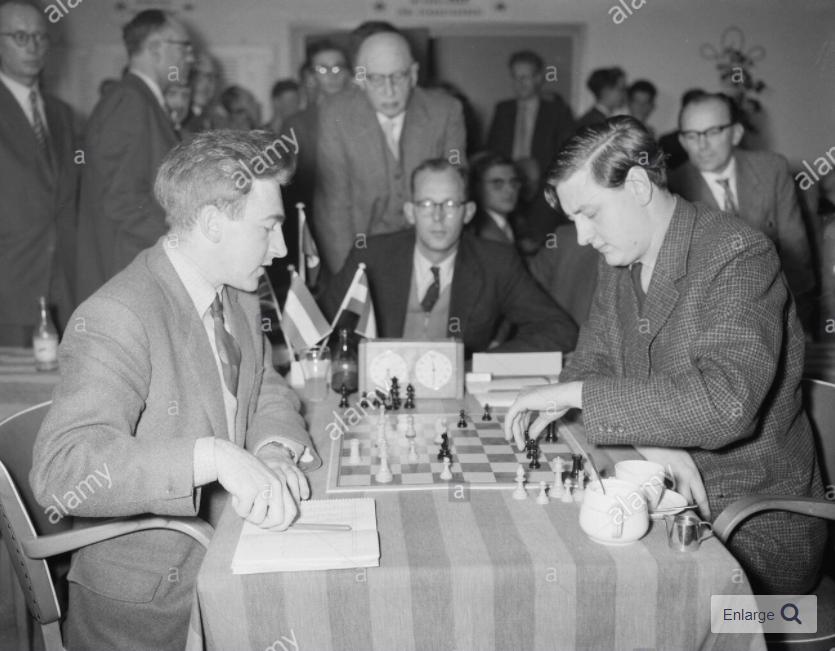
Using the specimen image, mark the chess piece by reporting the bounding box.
[544,421,557,443]
[404,384,415,409]
[349,438,361,465]
[528,441,541,469]
[433,417,446,444]
[376,445,393,483]
[407,439,418,463]
[551,473,564,498]
[481,404,492,421]
[440,457,453,480]
[358,391,370,409]
[457,410,467,428]
[525,436,534,459]
[573,471,586,502]
[339,384,350,409]
[513,465,527,500]
[405,414,416,439]
[560,478,573,503]
[536,481,549,505]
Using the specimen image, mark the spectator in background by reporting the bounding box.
[183,51,220,133]
[667,91,816,328]
[487,49,575,191]
[164,79,192,136]
[313,28,466,275]
[219,84,260,130]
[264,78,300,134]
[0,0,77,343]
[279,40,350,278]
[75,9,192,302]
[627,79,657,133]
[658,87,704,171]
[575,67,626,131]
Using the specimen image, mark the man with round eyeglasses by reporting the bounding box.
[320,158,577,355]
[0,0,77,345]
[668,91,814,329]
[313,28,466,277]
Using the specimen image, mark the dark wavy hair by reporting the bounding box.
[544,115,667,209]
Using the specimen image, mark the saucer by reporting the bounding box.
[587,535,639,547]
[649,490,688,519]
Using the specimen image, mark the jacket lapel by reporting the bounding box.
[733,151,764,222]
[0,82,53,185]
[124,72,178,144]
[448,234,483,337]
[385,231,416,336]
[683,162,719,210]
[401,89,430,174]
[147,242,229,439]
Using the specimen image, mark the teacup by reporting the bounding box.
[615,460,668,510]
[579,478,650,546]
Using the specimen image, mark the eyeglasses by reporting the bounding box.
[486,178,522,190]
[364,67,412,89]
[413,199,466,219]
[313,64,345,76]
[0,31,49,47]
[164,39,193,53]
[679,123,733,143]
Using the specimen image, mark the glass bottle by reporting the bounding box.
[331,328,358,393]
[33,296,58,371]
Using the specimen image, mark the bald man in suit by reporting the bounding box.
[0,0,77,343]
[32,131,319,651]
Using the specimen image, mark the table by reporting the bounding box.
[187,396,766,651]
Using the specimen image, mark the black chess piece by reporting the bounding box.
[571,454,583,482]
[404,384,415,409]
[481,404,492,421]
[526,437,535,459]
[457,410,467,428]
[338,384,349,409]
[437,434,451,461]
[528,441,541,469]
[544,422,557,442]
[358,391,370,408]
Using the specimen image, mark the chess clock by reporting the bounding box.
[359,339,465,399]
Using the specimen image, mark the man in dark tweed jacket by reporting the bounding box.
[505,116,826,594]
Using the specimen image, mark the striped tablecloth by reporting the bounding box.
[188,397,765,651]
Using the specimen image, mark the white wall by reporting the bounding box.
[43,0,835,166]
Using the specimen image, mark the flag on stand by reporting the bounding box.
[296,203,320,286]
[331,263,377,340]
[281,269,331,355]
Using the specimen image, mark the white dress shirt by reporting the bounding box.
[413,246,456,299]
[376,111,405,155]
[699,157,739,212]
[0,69,48,134]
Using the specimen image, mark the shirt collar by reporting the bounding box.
[413,245,457,291]
[699,156,737,185]
[163,241,223,319]
[129,67,166,109]
[0,69,38,112]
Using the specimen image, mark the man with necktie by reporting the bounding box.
[320,158,577,355]
[31,130,319,650]
[0,0,77,343]
[75,9,194,302]
[667,91,815,327]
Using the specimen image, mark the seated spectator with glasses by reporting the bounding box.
[313,27,466,276]
[667,91,815,329]
[320,158,578,355]
[467,151,539,256]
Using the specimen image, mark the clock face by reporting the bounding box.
[415,350,453,391]
[368,350,408,390]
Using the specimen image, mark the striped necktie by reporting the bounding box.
[717,178,738,216]
[421,266,441,313]
[29,88,48,153]
[209,294,242,395]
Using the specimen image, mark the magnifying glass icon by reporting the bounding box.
[781,603,802,625]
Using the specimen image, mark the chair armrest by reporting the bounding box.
[22,516,214,559]
[713,496,835,542]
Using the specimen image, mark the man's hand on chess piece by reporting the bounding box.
[504,381,583,450]
[214,439,302,530]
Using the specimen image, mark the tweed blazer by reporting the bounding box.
[667,149,815,299]
[320,229,577,355]
[31,240,317,649]
[560,198,825,592]
[313,85,466,274]
[75,73,179,302]
[0,82,77,330]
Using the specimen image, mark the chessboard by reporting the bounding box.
[326,410,588,493]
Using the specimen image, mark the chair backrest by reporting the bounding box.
[803,378,835,489]
[0,402,62,625]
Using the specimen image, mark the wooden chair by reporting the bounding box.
[0,402,213,651]
[713,379,835,651]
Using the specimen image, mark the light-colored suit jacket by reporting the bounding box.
[667,149,815,300]
[313,85,466,274]
[560,198,826,593]
[30,240,317,649]
[75,73,179,303]
[0,82,77,331]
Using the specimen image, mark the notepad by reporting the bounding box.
[231,498,380,574]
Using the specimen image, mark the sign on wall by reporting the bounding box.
[371,0,506,19]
